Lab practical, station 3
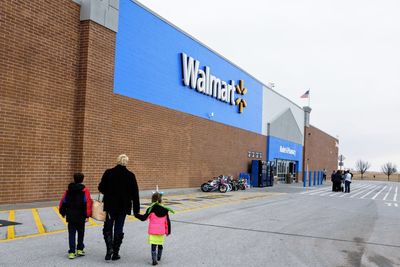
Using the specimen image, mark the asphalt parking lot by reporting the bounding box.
[1,181,399,267]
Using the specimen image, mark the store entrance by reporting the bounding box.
[275,159,297,182]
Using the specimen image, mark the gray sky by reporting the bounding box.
[136,0,400,171]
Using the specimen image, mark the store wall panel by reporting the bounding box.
[262,86,304,138]
[269,108,303,145]
[267,136,303,173]
[114,1,263,134]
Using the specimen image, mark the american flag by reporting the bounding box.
[300,90,310,98]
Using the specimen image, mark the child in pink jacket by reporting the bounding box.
[136,192,174,265]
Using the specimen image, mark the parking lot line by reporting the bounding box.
[52,207,67,225]
[383,186,392,201]
[7,210,15,240]
[372,186,387,200]
[32,209,45,234]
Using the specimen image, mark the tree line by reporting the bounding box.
[355,160,398,181]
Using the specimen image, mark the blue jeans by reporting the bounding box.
[68,221,85,253]
[103,212,126,237]
[345,181,351,193]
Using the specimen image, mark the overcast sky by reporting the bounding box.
[136,0,400,171]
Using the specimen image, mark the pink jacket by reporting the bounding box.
[136,203,172,235]
[148,213,168,235]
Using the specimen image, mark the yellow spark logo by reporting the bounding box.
[235,80,247,113]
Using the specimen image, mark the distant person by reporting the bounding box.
[332,170,343,192]
[323,169,327,182]
[59,173,92,259]
[344,170,352,193]
[98,154,140,261]
[135,192,174,266]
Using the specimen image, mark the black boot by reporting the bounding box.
[151,250,158,266]
[103,231,113,261]
[157,246,163,261]
[111,233,124,261]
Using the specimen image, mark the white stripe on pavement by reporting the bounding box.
[372,185,387,200]
[360,186,380,199]
[301,187,331,195]
[383,186,392,201]
[394,186,398,202]
[350,185,378,198]
[338,184,371,197]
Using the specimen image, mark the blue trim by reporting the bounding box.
[267,136,303,173]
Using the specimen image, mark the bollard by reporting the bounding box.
[309,171,312,187]
[303,171,307,187]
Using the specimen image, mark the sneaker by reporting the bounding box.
[77,250,85,256]
[68,252,76,259]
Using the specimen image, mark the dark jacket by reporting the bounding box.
[59,183,92,223]
[98,165,140,215]
[332,172,343,183]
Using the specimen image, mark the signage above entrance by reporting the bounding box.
[279,145,296,156]
[181,53,248,113]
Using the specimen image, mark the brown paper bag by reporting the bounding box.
[91,195,106,222]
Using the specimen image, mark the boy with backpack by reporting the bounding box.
[59,173,92,259]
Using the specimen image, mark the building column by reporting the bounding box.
[75,0,119,189]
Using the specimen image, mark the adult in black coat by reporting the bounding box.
[332,170,343,192]
[98,154,140,261]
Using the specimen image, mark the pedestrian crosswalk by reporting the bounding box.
[300,181,399,202]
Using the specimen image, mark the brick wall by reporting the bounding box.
[111,95,267,190]
[303,125,338,178]
[0,1,82,203]
[0,0,266,204]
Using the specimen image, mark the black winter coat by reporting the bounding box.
[98,165,140,215]
[59,183,92,224]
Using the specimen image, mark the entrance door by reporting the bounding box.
[275,159,297,182]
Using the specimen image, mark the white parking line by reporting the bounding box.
[372,186,387,200]
[309,187,334,195]
[301,187,330,195]
[338,184,371,197]
[394,186,398,202]
[350,185,378,198]
[383,186,392,201]
[321,183,367,196]
[360,186,380,199]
